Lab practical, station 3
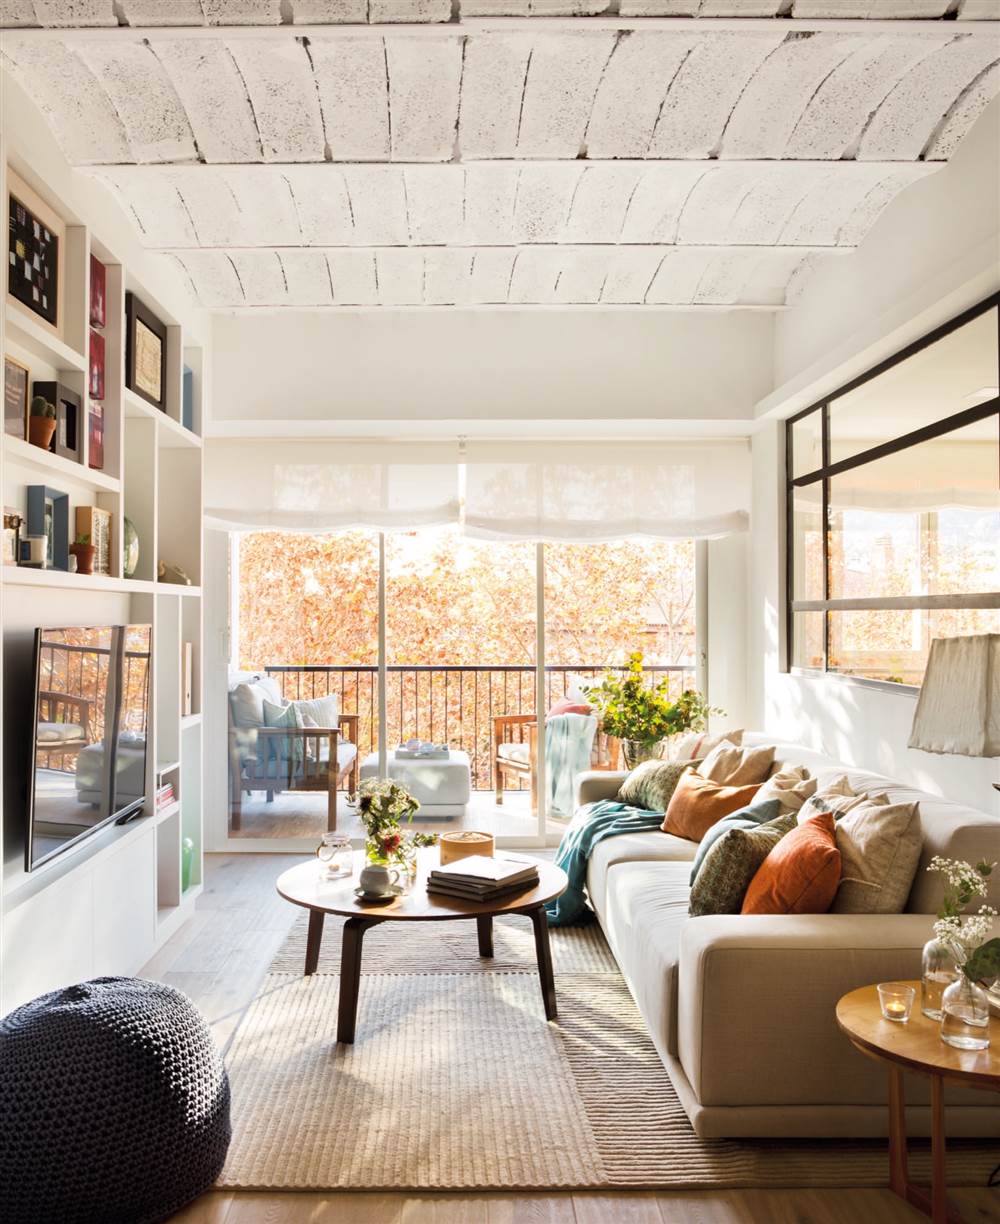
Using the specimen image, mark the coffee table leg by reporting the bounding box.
[888,1065,909,1197]
[304,910,325,976]
[529,906,557,1021]
[338,917,377,1044]
[930,1075,948,1224]
[477,915,494,958]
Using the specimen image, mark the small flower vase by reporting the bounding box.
[622,739,659,770]
[940,974,990,1051]
[921,937,959,1021]
[397,842,419,893]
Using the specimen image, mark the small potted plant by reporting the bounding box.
[69,532,96,575]
[28,395,57,451]
[585,650,719,769]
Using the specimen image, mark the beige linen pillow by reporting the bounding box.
[754,765,817,816]
[832,800,922,914]
[660,728,743,762]
[797,776,889,825]
[700,742,776,786]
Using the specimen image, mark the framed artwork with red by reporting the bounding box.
[88,401,104,472]
[89,328,105,401]
[90,254,106,328]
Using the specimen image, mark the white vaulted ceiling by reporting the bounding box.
[1,2,998,310]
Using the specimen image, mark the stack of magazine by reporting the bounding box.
[427,855,539,902]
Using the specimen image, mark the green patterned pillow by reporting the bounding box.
[618,759,700,813]
[688,812,796,916]
[262,698,304,772]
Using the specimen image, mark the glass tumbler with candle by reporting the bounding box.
[316,832,353,879]
[877,982,915,1024]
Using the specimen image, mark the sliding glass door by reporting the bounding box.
[226,529,700,845]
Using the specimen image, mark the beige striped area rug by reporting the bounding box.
[221,915,998,1191]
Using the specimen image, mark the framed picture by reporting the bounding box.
[88,400,105,471]
[33,380,81,464]
[90,253,106,328]
[125,291,167,410]
[26,485,68,570]
[89,328,105,400]
[7,171,64,335]
[76,505,112,576]
[3,507,21,566]
[4,355,29,439]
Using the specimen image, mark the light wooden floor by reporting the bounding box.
[145,854,1000,1224]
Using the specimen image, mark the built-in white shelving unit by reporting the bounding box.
[1,128,207,1013]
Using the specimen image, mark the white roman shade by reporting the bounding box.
[205,438,751,541]
[463,442,750,542]
[205,440,460,532]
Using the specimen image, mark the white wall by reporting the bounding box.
[758,97,1000,422]
[745,98,1000,814]
[211,308,773,434]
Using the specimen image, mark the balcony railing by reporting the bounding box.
[264,663,697,791]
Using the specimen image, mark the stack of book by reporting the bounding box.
[155,782,175,812]
[427,855,539,903]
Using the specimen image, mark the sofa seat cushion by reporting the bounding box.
[587,830,696,922]
[601,860,692,1060]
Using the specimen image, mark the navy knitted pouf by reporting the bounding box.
[0,977,231,1224]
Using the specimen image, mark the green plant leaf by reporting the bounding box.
[963,938,1000,986]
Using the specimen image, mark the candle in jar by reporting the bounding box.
[885,1000,908,1021]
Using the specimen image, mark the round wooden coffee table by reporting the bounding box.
[836,981,999,1224]
[276,851,568,1044]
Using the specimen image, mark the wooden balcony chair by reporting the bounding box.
[228,714,359,833]
[36,691,92,770]
[493,713,620,806]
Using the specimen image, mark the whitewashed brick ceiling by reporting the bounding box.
[2,1,998,308]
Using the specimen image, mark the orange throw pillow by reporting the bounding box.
[741,811,842,915]
[662,771,762,842]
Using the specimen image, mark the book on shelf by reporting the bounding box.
[155,782,175,810]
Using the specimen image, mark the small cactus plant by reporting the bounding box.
[30,395,56,419]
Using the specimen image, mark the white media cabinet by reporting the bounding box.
[0,76,208,1015]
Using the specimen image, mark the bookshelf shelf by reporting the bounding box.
[5,302,87,372]
[4,434,120,493]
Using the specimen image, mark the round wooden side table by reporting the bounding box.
[836,981,999,1224]
[276,850,568,1045]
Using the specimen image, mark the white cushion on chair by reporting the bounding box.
[291,693,339,727]
[498,741,531,765]
[37,722,85,743]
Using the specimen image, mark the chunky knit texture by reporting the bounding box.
[0,976,231,1224]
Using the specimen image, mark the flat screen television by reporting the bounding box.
[26,624,152,871]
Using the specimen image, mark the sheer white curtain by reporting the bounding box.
[204,440,460,532]
[463,441,750,542]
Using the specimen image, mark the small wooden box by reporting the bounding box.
[439,830,495,865]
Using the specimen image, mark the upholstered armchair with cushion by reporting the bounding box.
[227,673,359,832]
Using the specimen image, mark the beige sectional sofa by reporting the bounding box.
[578,734,1000,1139]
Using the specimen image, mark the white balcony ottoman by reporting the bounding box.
[358,749,472,819]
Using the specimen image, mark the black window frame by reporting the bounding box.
[785,293,1000,690]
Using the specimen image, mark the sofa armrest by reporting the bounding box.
[677,914,932,1109]
[576,770,627,808]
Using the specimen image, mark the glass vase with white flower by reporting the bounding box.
[925,856,998,1051]
[353,777,437,875]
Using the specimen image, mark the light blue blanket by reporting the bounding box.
[545,712,597,817]
[545,798,665,927]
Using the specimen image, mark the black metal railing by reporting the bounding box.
[264,663,697,791]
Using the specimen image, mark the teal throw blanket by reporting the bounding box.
[545,711,597,817]
[545,798,665,927]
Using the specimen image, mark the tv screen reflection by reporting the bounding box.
[29,625,151,870]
